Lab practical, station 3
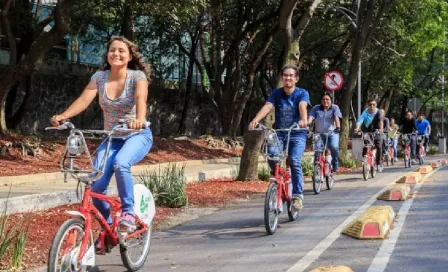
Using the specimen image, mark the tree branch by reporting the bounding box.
[293,0,323,41]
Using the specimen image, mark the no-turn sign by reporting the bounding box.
[324,71,344,91]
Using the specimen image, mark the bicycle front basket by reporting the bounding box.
[313,134,324,152]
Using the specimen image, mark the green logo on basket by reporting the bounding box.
[140,196,150,213]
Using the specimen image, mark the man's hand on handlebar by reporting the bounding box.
[249,120,259,130]
[50,114,67,127]
[298,119,307,128]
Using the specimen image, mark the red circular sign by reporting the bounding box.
[323,71,344,91]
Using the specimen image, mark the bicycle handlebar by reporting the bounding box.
[251,123,309,132]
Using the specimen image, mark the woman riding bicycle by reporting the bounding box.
[354,98,384,166]
[400,110,418,163]
[307,92,342,173]
[388,117,399,162]
[50,36,152,236]
[249,64,310,211]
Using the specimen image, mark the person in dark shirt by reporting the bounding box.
[400,110,417,162]
[379,109,390,155]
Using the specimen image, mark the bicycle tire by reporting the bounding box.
[326,173,334,190]
[120,224,152,271]
[264,182,279,235]
[48,218,92,272]
[287,200,299,221]
[363,162,369,181]
[371,160,377,178]
[419,155,424,165]
[312,164,322,194]
[385,155,390,166]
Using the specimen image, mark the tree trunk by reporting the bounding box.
[0,0,70,133]
[120,0,135,41]
[178,56,196,134]
[383,89,394,114]
[237,0,321,181]
[339,0,376,157]
[237,130,265,181]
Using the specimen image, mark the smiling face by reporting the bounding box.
[107,40,132,68]
[321,94,332,108]
[281,68,299,89]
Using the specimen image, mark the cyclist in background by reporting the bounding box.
[416,112,431,153]
[308,92,342,173]
[354,98,384,166]
[401,110,418,163]
[388,118,399,162]
[249,64,310,211]
[379,109,390,156]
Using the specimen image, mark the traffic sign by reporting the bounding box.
[324,71,344,91]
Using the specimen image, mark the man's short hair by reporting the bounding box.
[418,112,425,116]
[280,65,300,77]
[367,98,376,104]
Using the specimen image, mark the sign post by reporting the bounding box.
[323,71,344,103]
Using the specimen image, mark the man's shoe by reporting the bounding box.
[291,197,303,211]
[394,158,398,162]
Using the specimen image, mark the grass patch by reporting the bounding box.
[139,163,188,208]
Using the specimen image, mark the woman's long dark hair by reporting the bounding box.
[101,36,151,80]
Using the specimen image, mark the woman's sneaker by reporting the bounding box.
[119,212,137,233]
[291,197,303,211]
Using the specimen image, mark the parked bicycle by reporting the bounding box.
[47,121,155,272]
[311,131,334,194]
[357,131,382,180]
[253,123,308,235]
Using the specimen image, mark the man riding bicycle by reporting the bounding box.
[401,110,418,163]
[308,92,342,173]
[416,112,431,153]
[354,98,384,166]
[249,64,310,211]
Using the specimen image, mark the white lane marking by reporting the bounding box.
[367,166,445,272]
[287,175,399,272]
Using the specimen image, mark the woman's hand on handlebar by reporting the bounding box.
[128,119,145,129]
[50,114,67,127]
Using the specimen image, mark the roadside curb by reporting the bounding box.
[0,156,246,186]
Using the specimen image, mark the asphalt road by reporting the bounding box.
[92,155,448,272]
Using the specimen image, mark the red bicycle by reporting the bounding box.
[255,123,308,235]
[416,134,428,165]
[357,131,382,180]
[311,131,334,194]
[401,133,414,168]
[46,121,155,272]
[384,136,397,166]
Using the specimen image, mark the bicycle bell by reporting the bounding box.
[67,134,85,156]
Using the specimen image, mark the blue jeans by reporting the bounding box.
[92,129,153,224]
[267,132,307,199]
[313,133,339,172]
[391,137,398,158]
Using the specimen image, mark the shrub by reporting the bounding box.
[339,154,358,168]
[139,163,188,208]
[301,157,314,176]
[258,165,271,181]
[426,145,439,155]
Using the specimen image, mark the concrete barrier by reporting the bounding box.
[343,206,395,239]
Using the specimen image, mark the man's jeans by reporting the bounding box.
[391,137,398,158]
[92,129,153,224]
[313,133,339,172]
[267,132,307,199]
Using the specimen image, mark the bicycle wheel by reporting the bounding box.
[419,155,424,165]
[371,161,377,178]
[326,172,334,190]
[287,200,299,221]
[120,224,152,271]
[312,164,322,194]
[385,154,390,166]
[391,151,395,165]
[48,218,93,272]
[363,161,369,181]
[264,182,279,235]
[377,161,384,173]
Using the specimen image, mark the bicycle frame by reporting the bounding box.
[75,186,149,262]
[359,131,378,167]
[257,123,308,205]
[46,121,151,263]
[312,132,332,177]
